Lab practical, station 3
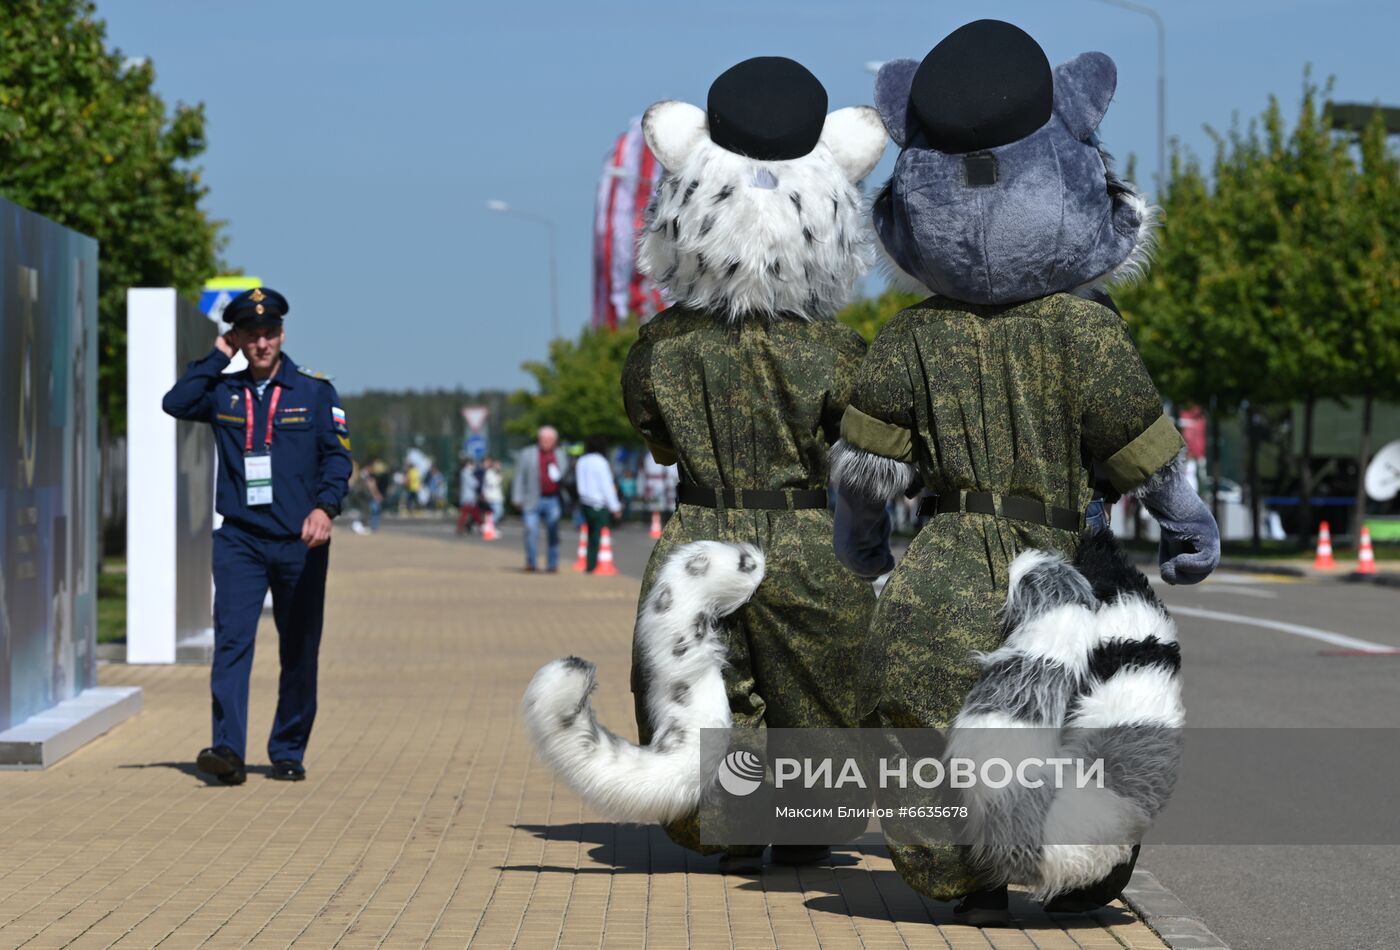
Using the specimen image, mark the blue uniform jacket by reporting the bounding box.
[162,349,352,538]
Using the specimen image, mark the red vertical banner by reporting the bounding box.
[593,131,629,330]
[593,116,666,330]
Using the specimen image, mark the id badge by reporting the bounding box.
[245,453,274,506]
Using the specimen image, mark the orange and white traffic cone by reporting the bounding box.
[1314,521,1335,570]
[595,527,619,576]
[573,524,590,572]
[481,511,499,541]
[650,511,663,540]
[1357,525,1377,575]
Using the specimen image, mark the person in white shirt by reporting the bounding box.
[575,435,623,572]
[481,457,506,522]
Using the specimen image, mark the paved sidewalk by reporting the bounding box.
[0,530,1171,948]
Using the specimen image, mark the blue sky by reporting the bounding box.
[99,0,1398,394]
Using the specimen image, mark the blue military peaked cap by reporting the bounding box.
[223,287,290,327]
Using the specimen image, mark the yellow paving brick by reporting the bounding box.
[0,529,1170,948]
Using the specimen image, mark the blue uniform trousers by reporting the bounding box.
[212,522,329,762]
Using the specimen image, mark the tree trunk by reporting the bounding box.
[1353,390,1373,547]
[1247,403,1262,551]
[1299,393,1315,551]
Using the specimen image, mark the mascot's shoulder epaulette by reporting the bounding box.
[297,366,335,382]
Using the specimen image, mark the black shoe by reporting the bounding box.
[269,760,306,781]
[770,845,831,867]
[952,884,1010,928]
[717,851,765,875]
[196,746,246,785]
[1043,844,1140,913]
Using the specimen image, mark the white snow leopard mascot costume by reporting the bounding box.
[525,58,887,846]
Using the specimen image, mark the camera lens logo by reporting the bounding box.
[717,750,764,797]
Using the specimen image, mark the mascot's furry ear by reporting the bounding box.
[1054,52,1117,141]
[643,100,708,171]
[819,106,887,182]
[873,59,920,147]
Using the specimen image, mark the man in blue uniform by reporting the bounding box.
[163,288,352,784]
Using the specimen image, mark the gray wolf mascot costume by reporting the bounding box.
[830,20,1219,923]
[526,57,887,870]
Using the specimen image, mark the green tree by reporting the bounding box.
[836,286,923,342]
[1344,108,1400,535]
[340,388,524,471]
[509,318,641,444]
[0,0,224,434]
[1120,71,1392,546]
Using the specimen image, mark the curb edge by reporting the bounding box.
[1122,868,1233,950]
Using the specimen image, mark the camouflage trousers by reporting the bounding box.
[858,513,1082,901]
[631,503,876,856]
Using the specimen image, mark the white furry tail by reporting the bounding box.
[522,540,765,824]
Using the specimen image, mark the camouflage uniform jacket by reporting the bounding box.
[841,293,1184,731]
[623,306,878,738]
[836,292,1183,897]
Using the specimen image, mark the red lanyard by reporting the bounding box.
[243,384,282,454]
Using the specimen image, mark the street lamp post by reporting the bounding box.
[1088,0,1166,194]
[486,200,560,340]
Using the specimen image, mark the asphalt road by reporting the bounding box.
[1136,570,1400,950]
[384,516,1400,949]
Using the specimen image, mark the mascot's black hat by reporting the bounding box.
[911,19,1053,153]
[223,287,289,328]
[707,57,829,161]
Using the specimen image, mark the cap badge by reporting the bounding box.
[250,289,265,302]
[255,304,265,314]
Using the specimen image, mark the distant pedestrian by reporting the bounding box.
[641,451,679,521]
[619,468,638,520]
[576,435,623,572]
[424,463,445,510]
[457,457,482,534]
[389,467,406,513]
[511,425,570,572]
[404,462,422,512]
[481,457,505,522]
[360,467,383,532]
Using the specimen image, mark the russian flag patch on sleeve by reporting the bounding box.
[332,406,351,449]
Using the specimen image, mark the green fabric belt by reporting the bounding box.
[918,490,1082,532]
[1103,413,1185,494]
[840,405,914,462]
[678,484,828,511]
